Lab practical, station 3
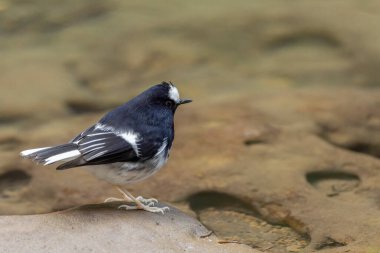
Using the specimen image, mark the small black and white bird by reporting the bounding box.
[20,81,191,213]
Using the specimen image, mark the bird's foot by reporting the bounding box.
[135,196,158,206]
[108,186,169,214]
[118,203,170,214]
[104,196,157,207]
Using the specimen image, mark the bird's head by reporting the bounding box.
[142,81,192,113]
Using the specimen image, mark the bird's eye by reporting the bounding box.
[165,100,174,108]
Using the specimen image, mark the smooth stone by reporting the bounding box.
[0,203,256,253]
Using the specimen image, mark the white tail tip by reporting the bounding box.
[20,147,50,157]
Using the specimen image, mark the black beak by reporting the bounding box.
[179,99,192,105]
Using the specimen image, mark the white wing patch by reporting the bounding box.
[86,150,108,161]
[168,85,180,103]
[95,123,141,157]
[80,143,106,151]
[80,138,107,145]
[119,132,141,157]
[86,132,110,137]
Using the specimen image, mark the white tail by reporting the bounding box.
[20,144,80,166]
[20,147,51,157]
[43,150,81,165]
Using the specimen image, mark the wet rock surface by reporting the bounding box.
[0,0,380,252]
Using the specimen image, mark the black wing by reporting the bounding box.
[72,126,139,165]
[77,128,138,164]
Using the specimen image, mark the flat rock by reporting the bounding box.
[0,203,256,253]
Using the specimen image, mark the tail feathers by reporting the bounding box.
[20,144,81,166]
[56,157,86,170]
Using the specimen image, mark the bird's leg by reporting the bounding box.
[104,187,156,205]
[117,188,170,214]
[121,191,156,207]
[104,186,134,203]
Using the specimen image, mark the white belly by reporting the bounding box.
[86,139,170,185]
[85,152,169,185]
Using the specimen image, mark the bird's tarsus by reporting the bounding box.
[104,197,130,203]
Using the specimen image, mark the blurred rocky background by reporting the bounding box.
[1,0,380,252]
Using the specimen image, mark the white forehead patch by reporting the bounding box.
[168,85,180,103]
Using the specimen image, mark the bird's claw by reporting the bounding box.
[136,196,158,206]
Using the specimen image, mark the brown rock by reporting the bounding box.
[0,203,256,253]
